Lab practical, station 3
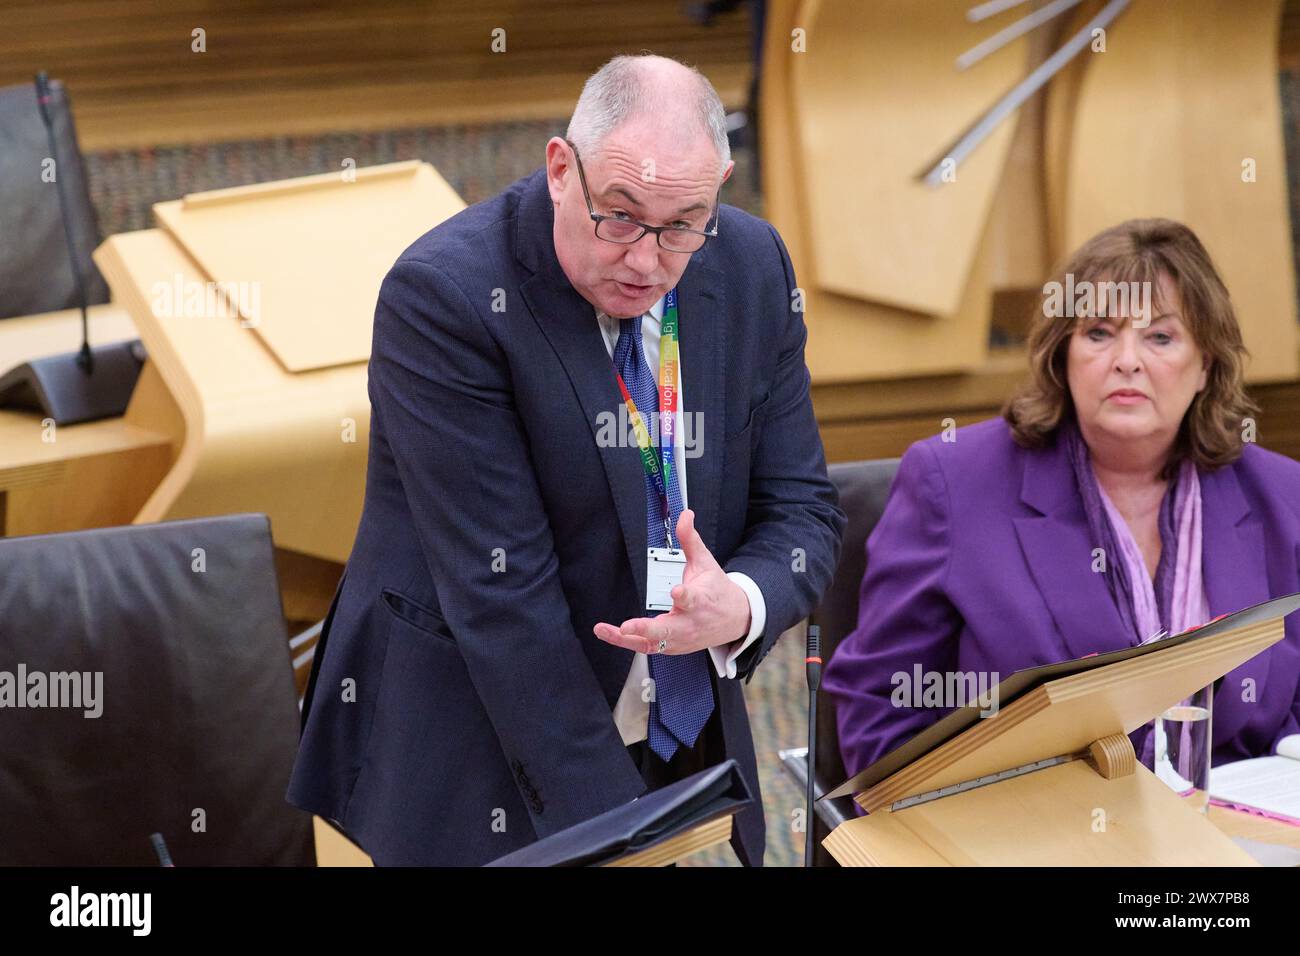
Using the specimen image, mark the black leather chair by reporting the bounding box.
[804,457,901,865]
[0,514,314,865]
[0,78,110,320]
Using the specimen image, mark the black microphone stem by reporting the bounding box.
[805,623,822,868]
[34,71,93,375]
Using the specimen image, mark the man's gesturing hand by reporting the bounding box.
[593,509,751,655]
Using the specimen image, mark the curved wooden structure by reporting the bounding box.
[92,161,466,562]
[791,0,1027,317]
[763,0,1010,382]
[768,0,1299,388]
[1060,0,1298,381]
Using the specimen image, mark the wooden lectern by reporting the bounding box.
[821,594,1300,866]
[91,161,465,567]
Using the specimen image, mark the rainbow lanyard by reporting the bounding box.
[613,287,680,549]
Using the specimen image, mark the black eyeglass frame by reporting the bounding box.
[564,138,721,253]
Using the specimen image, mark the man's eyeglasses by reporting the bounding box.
[565,138,719,254]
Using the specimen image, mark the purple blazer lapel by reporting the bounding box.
[1012,436,1132,663]
[1012,440,1273,742]
[1199,463,1270,618]
[1198,462,1271,741]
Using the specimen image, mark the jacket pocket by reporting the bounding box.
[380,587,455,645]
[725,390,772,443]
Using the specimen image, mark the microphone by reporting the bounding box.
[0,73,144,425]
[149,832,175,867]
[35,71,93,375]
[804,623,823,867]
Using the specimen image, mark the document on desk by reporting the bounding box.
[1210,734,1300,824]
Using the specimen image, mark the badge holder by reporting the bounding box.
[646,519,685,611]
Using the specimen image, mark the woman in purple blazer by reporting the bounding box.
[824,219,1300,778]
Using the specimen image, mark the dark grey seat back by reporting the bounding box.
[0,514,314,865]
[810,457,901,863]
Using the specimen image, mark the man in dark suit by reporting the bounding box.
[287,54,844,866]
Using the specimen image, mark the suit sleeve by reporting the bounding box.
[821,440,964,778]
[722,223,847,681]
[367,257,646,838]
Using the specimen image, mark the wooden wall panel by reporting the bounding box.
[0,0,753,149]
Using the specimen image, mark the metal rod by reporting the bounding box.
[958,0,1084,71]
[919,0,1131,187]
[967,0,1034,23]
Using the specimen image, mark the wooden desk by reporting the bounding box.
[0,304,174,537]
[313,816,373,867]
[1210,805,1300,854]
[310,805,1293,868]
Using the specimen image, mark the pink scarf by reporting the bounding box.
[1094,456,1210,642]
[1093,454,1211,768]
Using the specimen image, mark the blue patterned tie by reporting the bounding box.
[612,314,715,763]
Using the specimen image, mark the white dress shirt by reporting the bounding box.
[595,294,766,746]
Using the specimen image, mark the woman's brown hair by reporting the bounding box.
[1002,218,1258,477]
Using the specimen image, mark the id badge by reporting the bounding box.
[645,547,686,611]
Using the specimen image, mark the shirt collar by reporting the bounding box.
[596,293,666,331]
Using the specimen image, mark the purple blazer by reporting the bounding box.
[824,417,1300,780]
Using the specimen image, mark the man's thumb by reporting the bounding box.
[676,510,714,565]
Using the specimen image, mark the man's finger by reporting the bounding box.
[594,622,652,654]
[675,509,718,570]
[626,616,688,647]
[621,617,665,640]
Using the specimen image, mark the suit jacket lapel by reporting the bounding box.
[513,170,730,613]
[513,172,649,623]
[520,272,649,603]
[1013,435,1273,741]
[1012,437,1132,663]
[1198,462,1271,740]
[675,255,726,556]
[1200,464,1269,619]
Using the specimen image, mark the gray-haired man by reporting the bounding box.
[288,54,844,866]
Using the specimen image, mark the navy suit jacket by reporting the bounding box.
[287,168,846,866]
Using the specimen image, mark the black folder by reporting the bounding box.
[485,758,753,866]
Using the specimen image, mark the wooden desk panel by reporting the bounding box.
[94,229,371,563]
[0,0,752,151]
[0,304,174,537]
